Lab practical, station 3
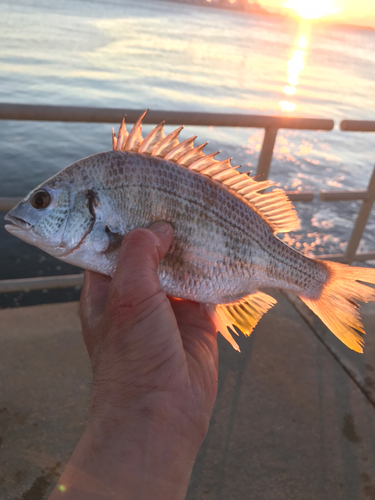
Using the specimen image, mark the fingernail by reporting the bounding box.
[148,221,172,236]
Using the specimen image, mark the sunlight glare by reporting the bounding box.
[283,0,340,20]
[287,75,299,85]
[279,27,310,113]
[297,36,308,49]
[279,101,296,112]
[284,85,296,95]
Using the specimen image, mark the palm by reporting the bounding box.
[168,297,219,422]
[81,274,218,428]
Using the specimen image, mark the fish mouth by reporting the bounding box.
[4,213,32,231]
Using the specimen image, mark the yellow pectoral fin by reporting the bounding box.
[206,292,277,351]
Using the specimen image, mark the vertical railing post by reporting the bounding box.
[344,165,375,264]
[256,127,278,179]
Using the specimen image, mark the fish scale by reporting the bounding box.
[5,111,375,353]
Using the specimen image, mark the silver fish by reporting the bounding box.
[5,111,375,352]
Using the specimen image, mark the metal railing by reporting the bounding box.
[319,165,375,263]
[341,120,375,132]
[0,102,333,189]
[0,103,374,293]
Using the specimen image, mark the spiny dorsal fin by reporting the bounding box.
[205,292,277,351]
[116,117,129,151]
[111,110,300,234]
[178,143,208,166]
[139,122,166,154]
[164,136,197,162]
[152,126,184,157]
[112,128,118,150]
[126,109,148,152]
[189,152,221,171]
[199,158,233,177]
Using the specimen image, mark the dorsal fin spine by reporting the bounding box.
[112,128,118,150]
[138,121,166,154]
[223,173,250,187]
[200,163,226,176]
[117,117,129,150]
[239,181,273,196]
[164,136,197,161]
[230,178,252,191]
[152,126,184,157]
[211,169,238,182]
[178,143,208,166]
[255,196,286,210]
[125,109,148,152]
[189,152,221,171]
[265,208,289,217]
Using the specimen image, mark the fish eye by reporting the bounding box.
[30,190,51,210]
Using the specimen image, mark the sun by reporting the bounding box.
[283,0,340,20]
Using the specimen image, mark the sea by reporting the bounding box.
[1,0,375,307]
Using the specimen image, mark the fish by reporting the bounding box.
[5,110,375,352]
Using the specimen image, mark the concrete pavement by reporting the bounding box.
[0,293,375,499]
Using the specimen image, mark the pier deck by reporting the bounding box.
[1,293,375,499]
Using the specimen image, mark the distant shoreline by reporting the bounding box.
[160,0,375,32]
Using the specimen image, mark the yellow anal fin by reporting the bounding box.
[204,303,241,351]
[206,292,277,351]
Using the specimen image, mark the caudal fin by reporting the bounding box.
[300,261,375,353]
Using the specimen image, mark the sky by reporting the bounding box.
[258,0,375,28]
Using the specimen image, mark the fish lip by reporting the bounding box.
[4,213,32,231]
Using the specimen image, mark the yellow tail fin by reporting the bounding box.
[300,261,375,353]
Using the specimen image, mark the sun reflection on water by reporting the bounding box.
[279,23,311,113]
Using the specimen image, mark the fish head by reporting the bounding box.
[4,165,120,275]
[5,179,75,253]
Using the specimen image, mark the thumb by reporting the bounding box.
[80,270,111,358]
[106,222,174,326]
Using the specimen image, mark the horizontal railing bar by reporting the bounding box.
[315,253,347,262]
[320,190,368,202]
[316,252,375,263]
[349,251,375,262]
[286,191,314,202]
[341,120,375,132]
[0,197,22,212]
[0,103,335,130]
[0,274,83,293]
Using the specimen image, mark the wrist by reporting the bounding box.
[90,381,211,450]
[50,403,202,500]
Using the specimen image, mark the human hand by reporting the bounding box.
[49,222,219,500]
